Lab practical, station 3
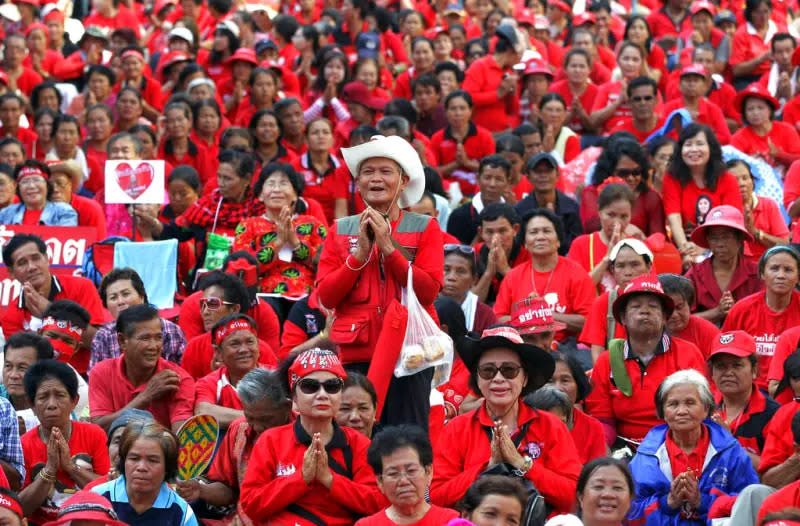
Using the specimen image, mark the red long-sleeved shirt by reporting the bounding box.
[316,211,444,363]
[461,55,519,133]
[240,420,387,525]
[430,402,582,513]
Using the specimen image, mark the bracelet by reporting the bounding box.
[39,469,56,483]
[319,328,328,340]
[345,253,370,271]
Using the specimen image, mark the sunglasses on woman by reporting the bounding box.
[477,362,523,380]
[444,244,475,255]
[614,168,643,178]
[200,297,235,311]
[297,378,345,395]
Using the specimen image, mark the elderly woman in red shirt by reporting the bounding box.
[461,24,522,133]
[240,349,386,525]
[585,275,707,449]
[685,205,763,325]
[316,135,443,429]
[430,326,582,513]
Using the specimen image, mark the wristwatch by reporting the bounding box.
[512,455,533,477]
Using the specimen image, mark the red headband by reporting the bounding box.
[225,259,258,287]
[120,48,145,62]
[0,494,23,519]
[41,316,83,339]
[598,175,626,193]
[17,166,48,182]
[214,318,256,344]
[288,348,346,390]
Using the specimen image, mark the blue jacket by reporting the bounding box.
[0,202,77,226]
[628,420,759,526]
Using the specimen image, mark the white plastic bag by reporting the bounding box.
[394,267,454,387]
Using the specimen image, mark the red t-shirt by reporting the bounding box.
[591,81,632,133]
[731,122,800,162]
[566,232,617,293]
[758,479,800,524]
[571,408,608,464]
[609,116,666,144]
[549,80,599,134]
[647,7,692,39]
[662,171,744,233]
[290,153,346,225]
[83,5,141,38]
[12,67,44,97]
[745,195,790,262]
[195,366,243,410]
[493,257,595,341]
[88,357,196,429]
[579,290,627,347]
[22,422,110,524]
[430,123,496,196]
[355,506,459,526]
[22,208,43,225]
[758,400,800,475]
[730,23,778,78]
[674,315,720,359]
[722,290,800,390]
[783,160,800,238]
[767,325,800,382]
[70,194,107,240]
[0,125,38,158]
[461,55,519,133]
[661,97,732,144]
[181,332,277,380]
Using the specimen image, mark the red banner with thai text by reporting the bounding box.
[0,225,97,308]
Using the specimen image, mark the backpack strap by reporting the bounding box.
[285,505,328,526]
[605,288,619,350]
[608,338,633,397]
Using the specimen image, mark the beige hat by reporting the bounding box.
[46,159,83,191]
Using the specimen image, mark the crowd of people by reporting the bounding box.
[3,0,800,524]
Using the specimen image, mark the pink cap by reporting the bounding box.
[680,64,708,77]
[522,59,554,77]
[225,47,258,66]
[690,0,717,15]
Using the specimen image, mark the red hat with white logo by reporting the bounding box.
[690,204,754,248]
[460,325,555,394]
[522,59,554,78]
[510,297,566,334]
[534,14,550,29]
[709,331,756,359]
[612,274,675,323]
[680,64,708,78]
[42,491,127,526]
[734,82,780,115]
[573,12,596,26]
[690,1,717,16]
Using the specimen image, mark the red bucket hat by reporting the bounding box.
[734,82,780,115]
[510,297,566,334]
[341,81,387,111]
[42,491,127,526]
[709,331,756,359]
[612,274,675,323]
[225,47,259,66]
[690,204,754,248]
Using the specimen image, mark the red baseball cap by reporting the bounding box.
[680,64,708,77]
[510,297,566,334]
[517,8,536,26]
[690,204,754,248]
[522,59,554,78]
[424,26,449,40]
[42,491,127,526]
[734,82,780,114]
[225,47,258,66]
[550,0,571,13]
[342,81,387,111]
[690,1,717,16]
[573,12,596,26]
[612,274,675,323]
[709,331,756,359]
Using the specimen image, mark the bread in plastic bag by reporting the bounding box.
[394,267,454,387]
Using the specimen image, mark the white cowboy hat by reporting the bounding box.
[341,135,425,208]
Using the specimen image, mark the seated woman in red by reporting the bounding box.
[240,349,387,525]
[194,314,263,430]
[730,84,800,173]
[356,426,458,526]
[430,327,581,513]
[659,274,720,357]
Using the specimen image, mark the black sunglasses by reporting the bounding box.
[477,363,523,380]
[444,244,475,255]
[615,168,643,178]
[631,95,654,102]
[297,378,344,395]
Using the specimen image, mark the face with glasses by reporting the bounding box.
[611,246,650,289]
[476,348,527,409]
[377,446,433,508]
[259,172,298,212]
[613,155,644,193]
[18,175,48,209]
[629,85,657,121]
[201,285,240,331]
[293,371,343,419]
[216,328,259,376]
[705,226,741,262]
[49,173,74,203]
[120,317,164,373]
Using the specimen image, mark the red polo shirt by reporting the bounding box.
[662,171,743,232]
[674,315,720,359]
[572,408,608,464]
[579,289,627,347]
[661,97,732,144]
[181,332,277,380]
[11,67,44,97]
[731,23,779,78]
[430,123,496,196]
[195,366,243,410]
[88,356,196,429]
[646,8,692,39]
[609,115,666,144]
[665,424,710,476]
[549,80,599,134]
[766,325,800,382]
[585,336,707,443]
[758,400,800,475]
[723,290,800,390]
[430,401,582,512]
[290,153,346,225]
[461,55,519,132]
[240,420,387,526]
[591,81,632,133]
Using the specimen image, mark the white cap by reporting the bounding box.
[609,238,654,262]
[216,19,240,39]
[0,4,20,22]
[168,26,194,45]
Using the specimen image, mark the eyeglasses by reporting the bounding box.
[264,180,293,189]
[200,297,235,311]
[297,378,344,395]
[614,168,643,178]
[444,244,475,255]
[382,465,424,483]
[18,177,46,187]
[477,362,523,380]
[631,95,654,102]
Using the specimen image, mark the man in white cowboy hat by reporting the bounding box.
[316,134,444,430]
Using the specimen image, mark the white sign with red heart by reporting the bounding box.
[104,160,165,204]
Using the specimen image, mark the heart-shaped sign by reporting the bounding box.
[115,161,155,200]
